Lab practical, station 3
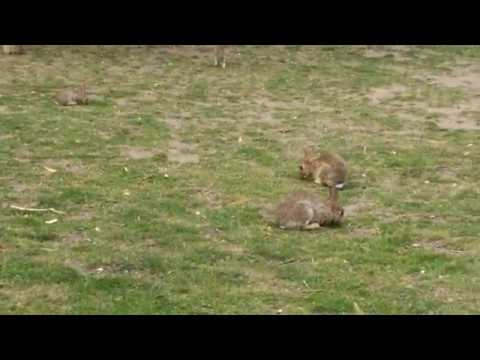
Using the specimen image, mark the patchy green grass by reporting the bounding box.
[1,45,480,314]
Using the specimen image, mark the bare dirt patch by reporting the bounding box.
[433,287,459,303]
[367,84,408,105]
[14,149,33,163]
[379,94,480,130]
[69,209,96,221]
[163,117,184,131]
[344,201,374,218]
[431,64,480,92]
[135,90,159,104]
[436,166,458,181]
[122,146,159,160]
[157,45,224,65]
[395,112,425,123]
[0,134,15,141]
[217,241,245,255]
[63,232,89,244]
[282,142,308,160]
[392,99,480,130]
[114,98,131,108]
[239,109,278,126]
[379,64,410,74]
[363,47,410,62]
[384,45,412,52]
[195,187,225,209]
[64,259,90,275]
[0,243,9,253]
[43,159,86,175]
[8,181,40,207]
[413,239,465,256]
[349,227,381,238]
[431,106,480,130]
[167,140,199,164]
[400,98,480,130]
[11,183,33,193]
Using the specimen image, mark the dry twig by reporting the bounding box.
[10,205,66,215]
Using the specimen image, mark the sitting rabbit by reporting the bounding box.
[299,146,347,189]
[55,82,88,106]
[263,187,344,230]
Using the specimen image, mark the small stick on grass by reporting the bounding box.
[140,174,156,182]
[10,205,66,215]
[280,257,309,265]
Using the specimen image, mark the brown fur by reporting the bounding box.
[299,147,347,189]
[265,187,344,230]
[55,83,88,106]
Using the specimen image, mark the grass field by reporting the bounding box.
[1,45,479,314]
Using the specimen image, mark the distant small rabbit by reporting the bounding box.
[299,146,347,189]
[263,187,344,230]
[3,45,24,55]
[213,45,226,69]
[55,82,88,106]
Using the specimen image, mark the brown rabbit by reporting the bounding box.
[299,147,347,189]
[263,187,344,230]
[55,82,88,106]
[213,45,226,69]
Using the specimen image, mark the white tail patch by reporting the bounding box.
[336,183,345,190]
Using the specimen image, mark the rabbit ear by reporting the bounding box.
[303,147,313,159]
[82,81,88,97]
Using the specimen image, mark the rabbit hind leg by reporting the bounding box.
[303,222,321,230]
